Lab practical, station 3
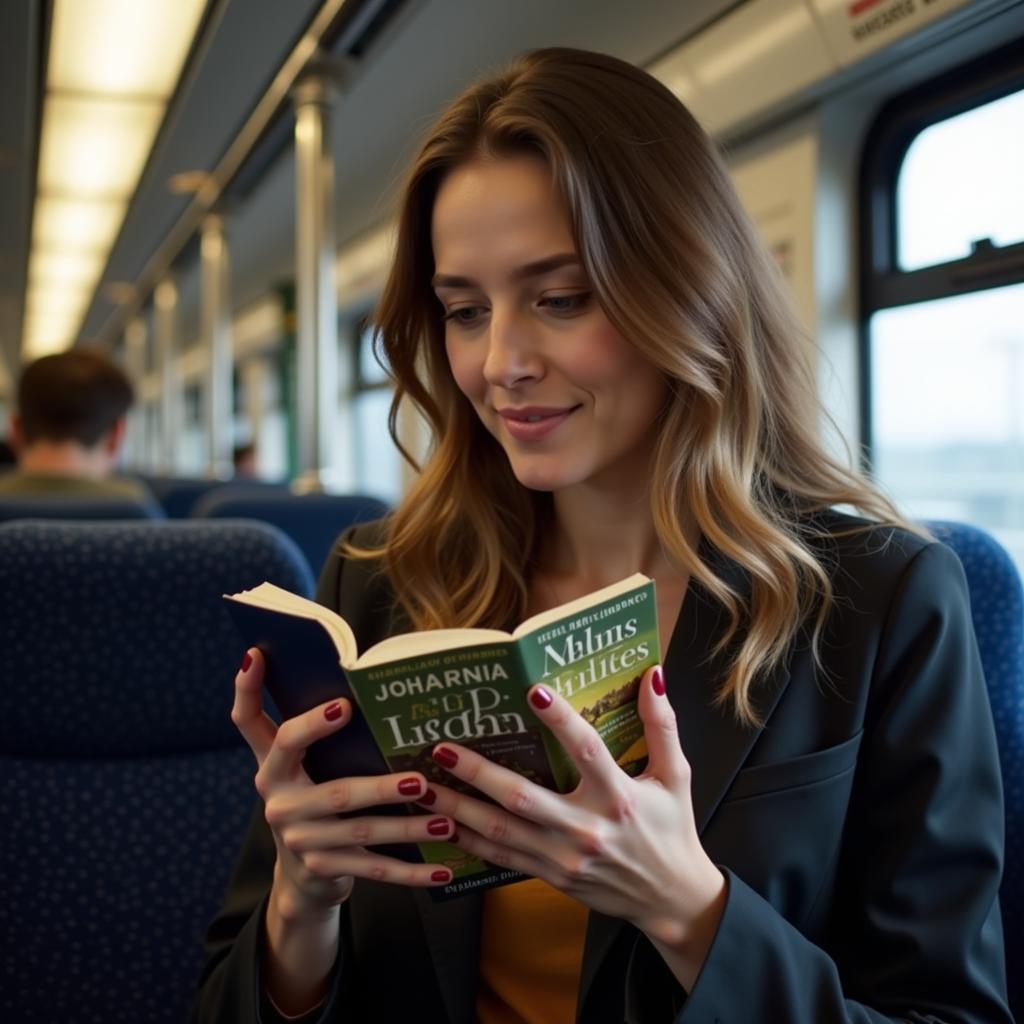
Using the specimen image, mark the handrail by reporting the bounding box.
[94,0,365,347]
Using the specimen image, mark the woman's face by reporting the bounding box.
[432,155,667,495]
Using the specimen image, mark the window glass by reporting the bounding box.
[179,382,205,476]
[897,89,1024,271]
[257,409,288,481]
[354,387,401,501]
[871,284,1024,575]
[359,322,391,386]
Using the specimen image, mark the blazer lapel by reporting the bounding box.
[577,547,792,1019]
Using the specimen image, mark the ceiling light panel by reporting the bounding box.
[28,250,107,291]
[26,285,95,317]
[32,196,127,253]
[48,0,208,98]
[38,95,163,199]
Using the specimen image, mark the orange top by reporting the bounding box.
[476,878,589,1024]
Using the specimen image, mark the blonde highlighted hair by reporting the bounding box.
[352,48,916,726]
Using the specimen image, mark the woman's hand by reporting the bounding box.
[230,647,457,918]
[231,647,459,1015]
[423,665,726,990]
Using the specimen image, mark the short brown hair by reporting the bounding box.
[17,348,134,446]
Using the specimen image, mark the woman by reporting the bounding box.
[193,49,1010,1022]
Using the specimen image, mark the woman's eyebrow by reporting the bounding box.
[431,253,580,289]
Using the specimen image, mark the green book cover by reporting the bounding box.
[226,573,659,900]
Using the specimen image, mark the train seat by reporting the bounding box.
[141,475,287,518]
[0,494,165,521]
[192,488,390,577]
[0,519,314,1024]
[927,520,1024,1016]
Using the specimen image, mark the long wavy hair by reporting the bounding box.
[350,47,915,725]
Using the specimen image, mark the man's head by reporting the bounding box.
[10,348,134,478]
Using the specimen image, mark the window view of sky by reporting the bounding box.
[875,88,1024,573]
[898,89,1024,270]
[873,288,1024,571]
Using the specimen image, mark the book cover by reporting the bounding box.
[225,574,659,900]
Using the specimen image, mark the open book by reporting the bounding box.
[224,572,659,900]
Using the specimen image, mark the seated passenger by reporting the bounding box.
[194,48,1010,1024]
[0,347,151,502]
[232,442,260,480]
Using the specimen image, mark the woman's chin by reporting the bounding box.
[507,459,579,494]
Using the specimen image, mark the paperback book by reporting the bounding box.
[224,572,659,900]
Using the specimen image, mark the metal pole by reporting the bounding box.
[200,213,233,479]
[292,69,341,493]
[124,316,148,471]
[154,277,181,475]
[242,357,267,475]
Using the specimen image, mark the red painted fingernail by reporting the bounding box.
[324,702,344,721]
[419,788,438,806]
[431,869,451,883]
[529,686,553,710]
[427,817,451,836]
[433,747,458,769]
[651,666,666,696]
[398,777,422,796]
[240,651,252,673]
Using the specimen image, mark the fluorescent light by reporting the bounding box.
[22,1,208,357]
[26,285,93,317]
[22,304,89,358]
[32,196,127,253]
[38,95,163,199]
[48,0,207,98]
[29,249,106,290]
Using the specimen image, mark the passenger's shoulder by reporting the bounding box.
[802,506,959,599]
[322,516,390,572]
[316,516,393,617]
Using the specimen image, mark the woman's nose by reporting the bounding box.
[482,308,545,388]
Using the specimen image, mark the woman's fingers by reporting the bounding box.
[636,664,689,786]
[415,778,554,855]
[230,647,277,763]
[300,847,455,888]
[524,683,624,793]
[265,771,432,825]
[447,824,551,883]
[257,695,354,787]
[278,810,456,853]
[428,741,567,829]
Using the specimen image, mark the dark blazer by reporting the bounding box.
[192,511,1011,1023]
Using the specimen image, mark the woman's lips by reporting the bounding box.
[497,406,579,441]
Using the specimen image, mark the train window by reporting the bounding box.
[180,381,205,474]
[862,46,1024,574]
[352,319,401,501]
[897,90,1024,271]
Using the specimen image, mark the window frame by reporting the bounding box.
[858,38,1024,456]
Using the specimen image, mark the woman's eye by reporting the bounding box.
[443,306,485,326]
[541,293,590,315]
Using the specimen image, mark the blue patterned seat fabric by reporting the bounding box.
[0,495,165,521]
[0,520,314,1024]
[192,488,390,578]
[927,520,1024,1016]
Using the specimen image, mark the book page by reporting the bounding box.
[511,572,650,638]
[226,583,358,666]
[353,627,512,669]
